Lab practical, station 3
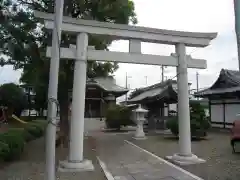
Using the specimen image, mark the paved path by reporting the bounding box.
[94,133,203,180]
[0,131,204,180]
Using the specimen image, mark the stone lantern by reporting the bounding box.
[132,104,148,140]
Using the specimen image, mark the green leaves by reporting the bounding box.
[0,83,28,110]
[105,104,133,130]
[87,61,119,78]
[0,131,25,161]
[1,0,137,121]
[167,102,211,138]
[0,120,47,162]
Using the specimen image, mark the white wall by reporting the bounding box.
[210,99,240,128]
[164,106,168,116]
[225,104,240,124]
[210,104,224,128]
[169,103,177,111]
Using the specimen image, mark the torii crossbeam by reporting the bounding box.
[34,10,217,173]
[46,46,207,68]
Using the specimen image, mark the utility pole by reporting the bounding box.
[45,0,64,180]
[196,72,199,100]
[234,0,240,70]
[125,73,131,102]
[161,66,164,82]
[161,66,165,120]
[145,76,148,86]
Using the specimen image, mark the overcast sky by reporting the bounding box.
[113,0,238,91]
[0,0,238,99]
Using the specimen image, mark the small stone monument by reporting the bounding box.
[132,104,148,140]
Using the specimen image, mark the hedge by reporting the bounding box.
[0,120,47,162]
[0,131,25,161]
[166,102,210,139]
[105,105,134,130]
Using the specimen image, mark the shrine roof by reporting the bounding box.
[128,80,178,103]
[87,76,128,96]
[195,69,240,97]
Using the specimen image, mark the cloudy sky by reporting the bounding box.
[112,0,238,97]
[0,0,238,98]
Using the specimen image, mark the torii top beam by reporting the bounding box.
[34,11,217,47]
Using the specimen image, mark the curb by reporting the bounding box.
[125,140,203,180]
[97,156,115,180]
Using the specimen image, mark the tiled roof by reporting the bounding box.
[128,80,178,103]
[128,86,167,103]
[223,69,240,85]
[86,77,128,97]
[87,77,128,93]
[195,69,240,97]
[195,86,240,96]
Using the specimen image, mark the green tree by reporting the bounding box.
[0,83,27,117]
[0,0,137,145]
[166,101,211,138]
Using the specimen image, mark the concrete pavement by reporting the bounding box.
[94,133,203,180]
[0,130,204,180]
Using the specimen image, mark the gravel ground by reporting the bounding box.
[128,131,240,180]
[0,136,106,180]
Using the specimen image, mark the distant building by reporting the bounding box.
[70,76,128,118]
[19,84,37,117]
[21,76,128,118]
[195,69,240,128]
[127,79,191,129]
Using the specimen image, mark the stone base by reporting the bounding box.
[165,153,206,165]
[133,136,147,140]
[58,159,94,172]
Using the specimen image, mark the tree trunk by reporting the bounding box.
[39,108,43,117]
[59,98,70,148]
[14,108,22,118]
[57,54,73,148]
[6,107,14,119]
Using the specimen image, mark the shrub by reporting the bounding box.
[24,125,42,138]
[23,130,35,142]
[166,117,178,136]
[0,142,10,161]
[0,121,47,162]
[0,131,25,161]
[166,102,211,138]
[105,105,133,130]
[25,121,47,139]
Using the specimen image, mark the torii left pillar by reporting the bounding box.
[59,33,94,172]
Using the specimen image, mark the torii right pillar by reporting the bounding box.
[166,43,205,165]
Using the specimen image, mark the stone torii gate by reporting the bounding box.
[35,11,217,172]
